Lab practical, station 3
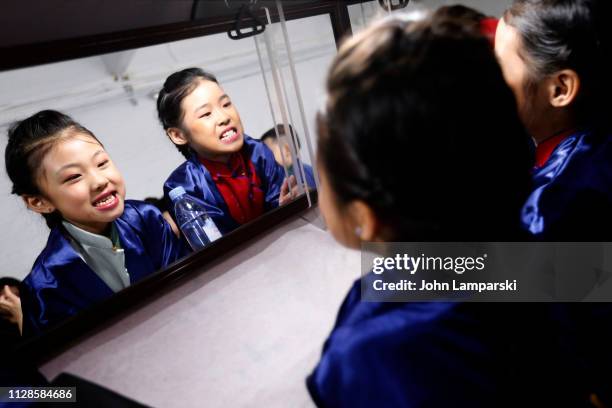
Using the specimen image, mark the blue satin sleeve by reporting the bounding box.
[250,139,285,209]
[307,278,590,407]
[20,230,115,335]
[304,164,316,189]
[308,297,497,406]
[163,160,239,235]
[522,130,612,239]
[120,200,189,269]
[21,267,85,336]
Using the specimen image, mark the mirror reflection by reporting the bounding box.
[158,68,294,236]
[6,112,188,334]
[261,124,316,188]
[0,12,336,341]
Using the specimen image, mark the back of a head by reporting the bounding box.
[504,0,612,132]
[261,124,300,149]
[319,13,533,241]
[433,5,486,29]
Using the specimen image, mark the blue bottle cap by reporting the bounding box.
[168,186,187,202]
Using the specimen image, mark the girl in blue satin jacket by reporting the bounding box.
[5,110,186,335]
[157,68,291,235]
[306,11,593,407]
[496,2,612,403]
[496,0,612,240]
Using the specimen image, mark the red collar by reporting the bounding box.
[534,129,576,168]
[199,153,245,180]
[198,151,264,225]
[479,18,498,47]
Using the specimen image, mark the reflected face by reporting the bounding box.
[263,138,293,167]
[495,18,549,138]
[37,134,126,234]
[180,80,245,162]
[317,158,359,249]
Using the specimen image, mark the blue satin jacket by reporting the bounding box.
[303,164,316,190]
[21,200,187,335]
[522,130,612,404]
[522,129,612,239]
[163,136,286,234]
[307,276,591,407]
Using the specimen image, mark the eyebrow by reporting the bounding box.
[194,102,210,113]
[193,94,230,113]
[55,149,106,175]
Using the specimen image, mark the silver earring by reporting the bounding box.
[355,226,363,237]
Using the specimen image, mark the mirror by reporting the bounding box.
[1,0,512,355]
[0,4,337,343]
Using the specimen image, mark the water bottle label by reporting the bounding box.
[203,218,222,242]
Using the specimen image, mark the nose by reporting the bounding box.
[91,170,109,192]
[216,109,230,126]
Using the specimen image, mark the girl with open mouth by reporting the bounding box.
[158,68,296,237]
[5,110,187,335]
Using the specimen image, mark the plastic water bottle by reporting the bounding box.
[169,186,222,250]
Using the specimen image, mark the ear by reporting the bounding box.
[22,195,55,215]
[347,200,379,242]
[547,69,580,108]
[166,127,189,146]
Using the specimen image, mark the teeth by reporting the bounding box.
[221,129,236,139]
[94,194,115,207]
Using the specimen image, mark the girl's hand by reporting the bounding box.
[279,175,298,206]
[0,285,23,334]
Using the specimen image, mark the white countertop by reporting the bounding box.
[40,209,360,408]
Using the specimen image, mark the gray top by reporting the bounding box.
[62,221,130,293]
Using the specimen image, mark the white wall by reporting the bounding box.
[0,13,336,280]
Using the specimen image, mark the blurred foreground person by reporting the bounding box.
[307,10,594,408]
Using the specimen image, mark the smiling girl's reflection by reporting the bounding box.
[158,68,295,236]
[5,111,187,335]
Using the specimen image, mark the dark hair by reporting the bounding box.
[504,0,612,131]
[433,5,486,29]
[261,124,301,150]
[318,14,533,241]
[5,110,100,229]
[0,277,21,290]
[157,67,218,159]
